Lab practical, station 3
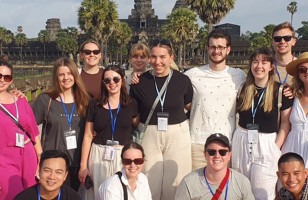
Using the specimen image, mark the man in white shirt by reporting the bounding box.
[185,29,247,170]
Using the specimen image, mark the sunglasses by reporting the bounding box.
[103,77,121,84]
[152,39,172,49]
[273,35,293,42]
[299,67,308,74]
[122,158,144,165]
[206,149,229,156]
[82,49,101,55]
[0,73,13,82]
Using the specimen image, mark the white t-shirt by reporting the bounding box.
[96,168,152,200]
[184,65,246,144]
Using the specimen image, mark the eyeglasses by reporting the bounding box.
[122,158,144,165]
[152,39,172,49]
[273,35,293,43]
[82,49,101,55]
[206,149,229,156]
[103,77,121,84]
[299,67,308,74]
[208,45,227,52]
[0,73,13,82]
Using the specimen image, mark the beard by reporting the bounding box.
[209,53,227,64]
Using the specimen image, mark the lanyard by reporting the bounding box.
[38,185,61,200]
[251,88,266,124]
[0,95,19,122]
[204,168,229,200]
[59,95,76,130]
[107,101,121,141]
[153,70,172,112]
[274,62,288,85]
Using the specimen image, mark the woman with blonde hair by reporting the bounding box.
[32,57,89,191]
[232,47,292,200]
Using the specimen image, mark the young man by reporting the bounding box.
[184,29,247,170]
[14,150,81,200]
[175,133,255,200]
[272,22,297,86]
[276,152,308,200]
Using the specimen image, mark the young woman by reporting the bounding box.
[78,66,138,200]
[79,39,104,99]
[282,52,308,167]
[32,57,89,191]
[130,39,193,200]
[96,142,152,200]
[232,47,292,200]
[0,59,42,200]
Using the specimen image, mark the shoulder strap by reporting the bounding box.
[277,84,284,131]
[42,97,52,149]
[116,171,128,200]
[212,168,230,200]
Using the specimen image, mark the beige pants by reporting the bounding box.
[191,143,207,171]
[86,144,123,200]
[141,120,192,200]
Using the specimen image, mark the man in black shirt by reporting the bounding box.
[14,150,80,200]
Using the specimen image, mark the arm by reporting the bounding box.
[184,103,191,111]
[275,107,291,149]
[34,135,43,176]
[132,115,140,127]
[78,121,94,184]
[10,90,26,99]
[283,84,294,99]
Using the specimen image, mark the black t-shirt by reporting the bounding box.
[14,184,81,200]
[238,83,293,133]
[130,70,193,125]
[86,99,138,145]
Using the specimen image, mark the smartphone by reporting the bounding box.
[84,175,93,190]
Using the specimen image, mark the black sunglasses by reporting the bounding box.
[206,149,229,156]
[152,39,172,49]
[122,158,144,165]
[103,77,121,84]
[0,73,13,82]
[273,35,293,43]
[299,67,308,74]
[82,49,101,55]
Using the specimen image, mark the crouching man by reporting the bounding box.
[14,150,81,200]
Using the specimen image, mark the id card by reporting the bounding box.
[64,129,77,150]
[106,140,119,146]
[157,112,169,131]
[16,133,25,148]
[247,124,259,144]
[104,146,115,160]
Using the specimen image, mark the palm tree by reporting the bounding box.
[15,33,28,63]
[0,27,12,55]
[38,30,51,64]
[287,1,297,26]
[187,0,235,32]
[197,25,209,64]
[55,28,79,59]
[78,0,118,66]
[17,26,23,33]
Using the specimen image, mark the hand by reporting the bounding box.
[10,89,27,100]
[283,84,294,99]
[78,168,91,185]
[131,72,142,84]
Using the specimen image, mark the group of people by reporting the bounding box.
[0,20,308,200]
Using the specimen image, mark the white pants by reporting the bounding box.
[232,127,281,200]
[191,143,207,171]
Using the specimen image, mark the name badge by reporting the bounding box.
[247,124,259,144]
[106,140,119,146]
[104,146,115,160]
[64,129,77,150]
[16,133,24,148]
[157,112,169,131]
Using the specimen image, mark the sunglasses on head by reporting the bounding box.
[299,67,308,74]
[152,39,172,49]
[122,158,144,165]
[82,49,101,55]
[206,149,229,156]
[273,35,293,43]
[0,73,13,82]
[103,77,121,84]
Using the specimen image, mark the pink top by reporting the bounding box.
[0,97,39,148]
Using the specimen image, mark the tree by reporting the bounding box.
[0,27,12,55]
[15,32,28,62]
[38,30,51,63]
[197,25,209,64]
[287,1,297,26]
[187,0,235,32]
[55,27,79,59]
[78,0,118,66]
[161,8,198,70]
[297,21,308,39]
[17,26,23,33]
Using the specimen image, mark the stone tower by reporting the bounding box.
[45,18,61,41]
[173,0,189,11]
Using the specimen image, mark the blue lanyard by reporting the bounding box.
[274,62,288,85]
[59,96,76,130]
[107,101,121,141]
[38,185,61,200]
[251,88,266,124]
[153,70,172,112]
[204,168,229,200]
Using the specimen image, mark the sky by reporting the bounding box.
[0,0,307,38]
